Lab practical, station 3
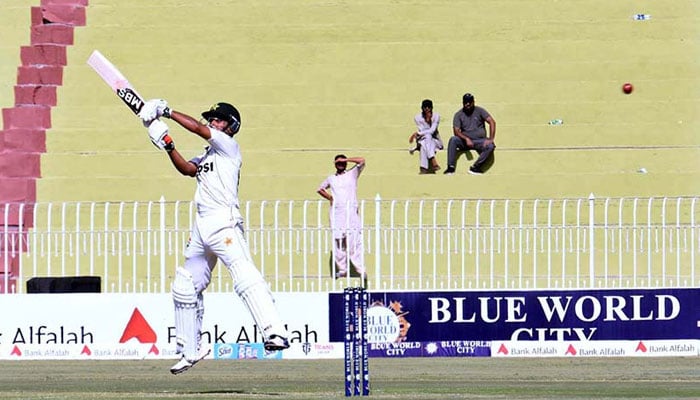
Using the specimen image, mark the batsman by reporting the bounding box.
[138,99,290,375]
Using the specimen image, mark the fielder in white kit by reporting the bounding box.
[316,155,367,284]
[139,100,289,375]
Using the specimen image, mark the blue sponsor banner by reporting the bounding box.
[368,341,491,358]
[213,343,283,360]
[329,288,700,342]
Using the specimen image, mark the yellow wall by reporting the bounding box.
[38,0,700,202]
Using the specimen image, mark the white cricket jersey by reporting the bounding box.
[318,162,365,238]
[189,128,242,219]
[318,162,364,210]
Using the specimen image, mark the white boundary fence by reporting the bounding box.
[1,195,698,293]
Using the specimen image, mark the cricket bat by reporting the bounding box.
[87,50,145,116]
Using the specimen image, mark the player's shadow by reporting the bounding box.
[458,150,495,173]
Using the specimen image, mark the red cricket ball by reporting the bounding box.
[622,83,633,94]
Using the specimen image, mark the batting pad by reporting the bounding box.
[196,295,204,348]
[172,267,198,360]
[229,261,287,340]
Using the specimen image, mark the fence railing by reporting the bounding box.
[1,195,698,293]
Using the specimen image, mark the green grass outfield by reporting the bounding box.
[0,357,697,399]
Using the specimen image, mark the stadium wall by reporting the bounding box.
[0,289,697,360]
[0,0,87,292]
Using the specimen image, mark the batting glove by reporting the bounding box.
[147,119,174,151]
[139,99,171,122]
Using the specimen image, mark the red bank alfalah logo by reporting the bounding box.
[118,307,160,355]
[120,308,157,344]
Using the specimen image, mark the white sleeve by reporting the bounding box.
[353,161,365,178]
[414,113,423,129]
[318,177,331,192]
[189,149,207,166]
[207,128,238,156]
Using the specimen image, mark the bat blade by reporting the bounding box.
[87,50,145,115]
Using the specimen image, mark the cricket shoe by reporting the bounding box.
[264,335,290,351]
[334,272,348,279]
[170,347,211,375]
[468,166,484,175]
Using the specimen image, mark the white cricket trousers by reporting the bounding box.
[183,211,287,339]
[330,205,365,277]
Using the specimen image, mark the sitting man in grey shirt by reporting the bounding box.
[444,93,496,175]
